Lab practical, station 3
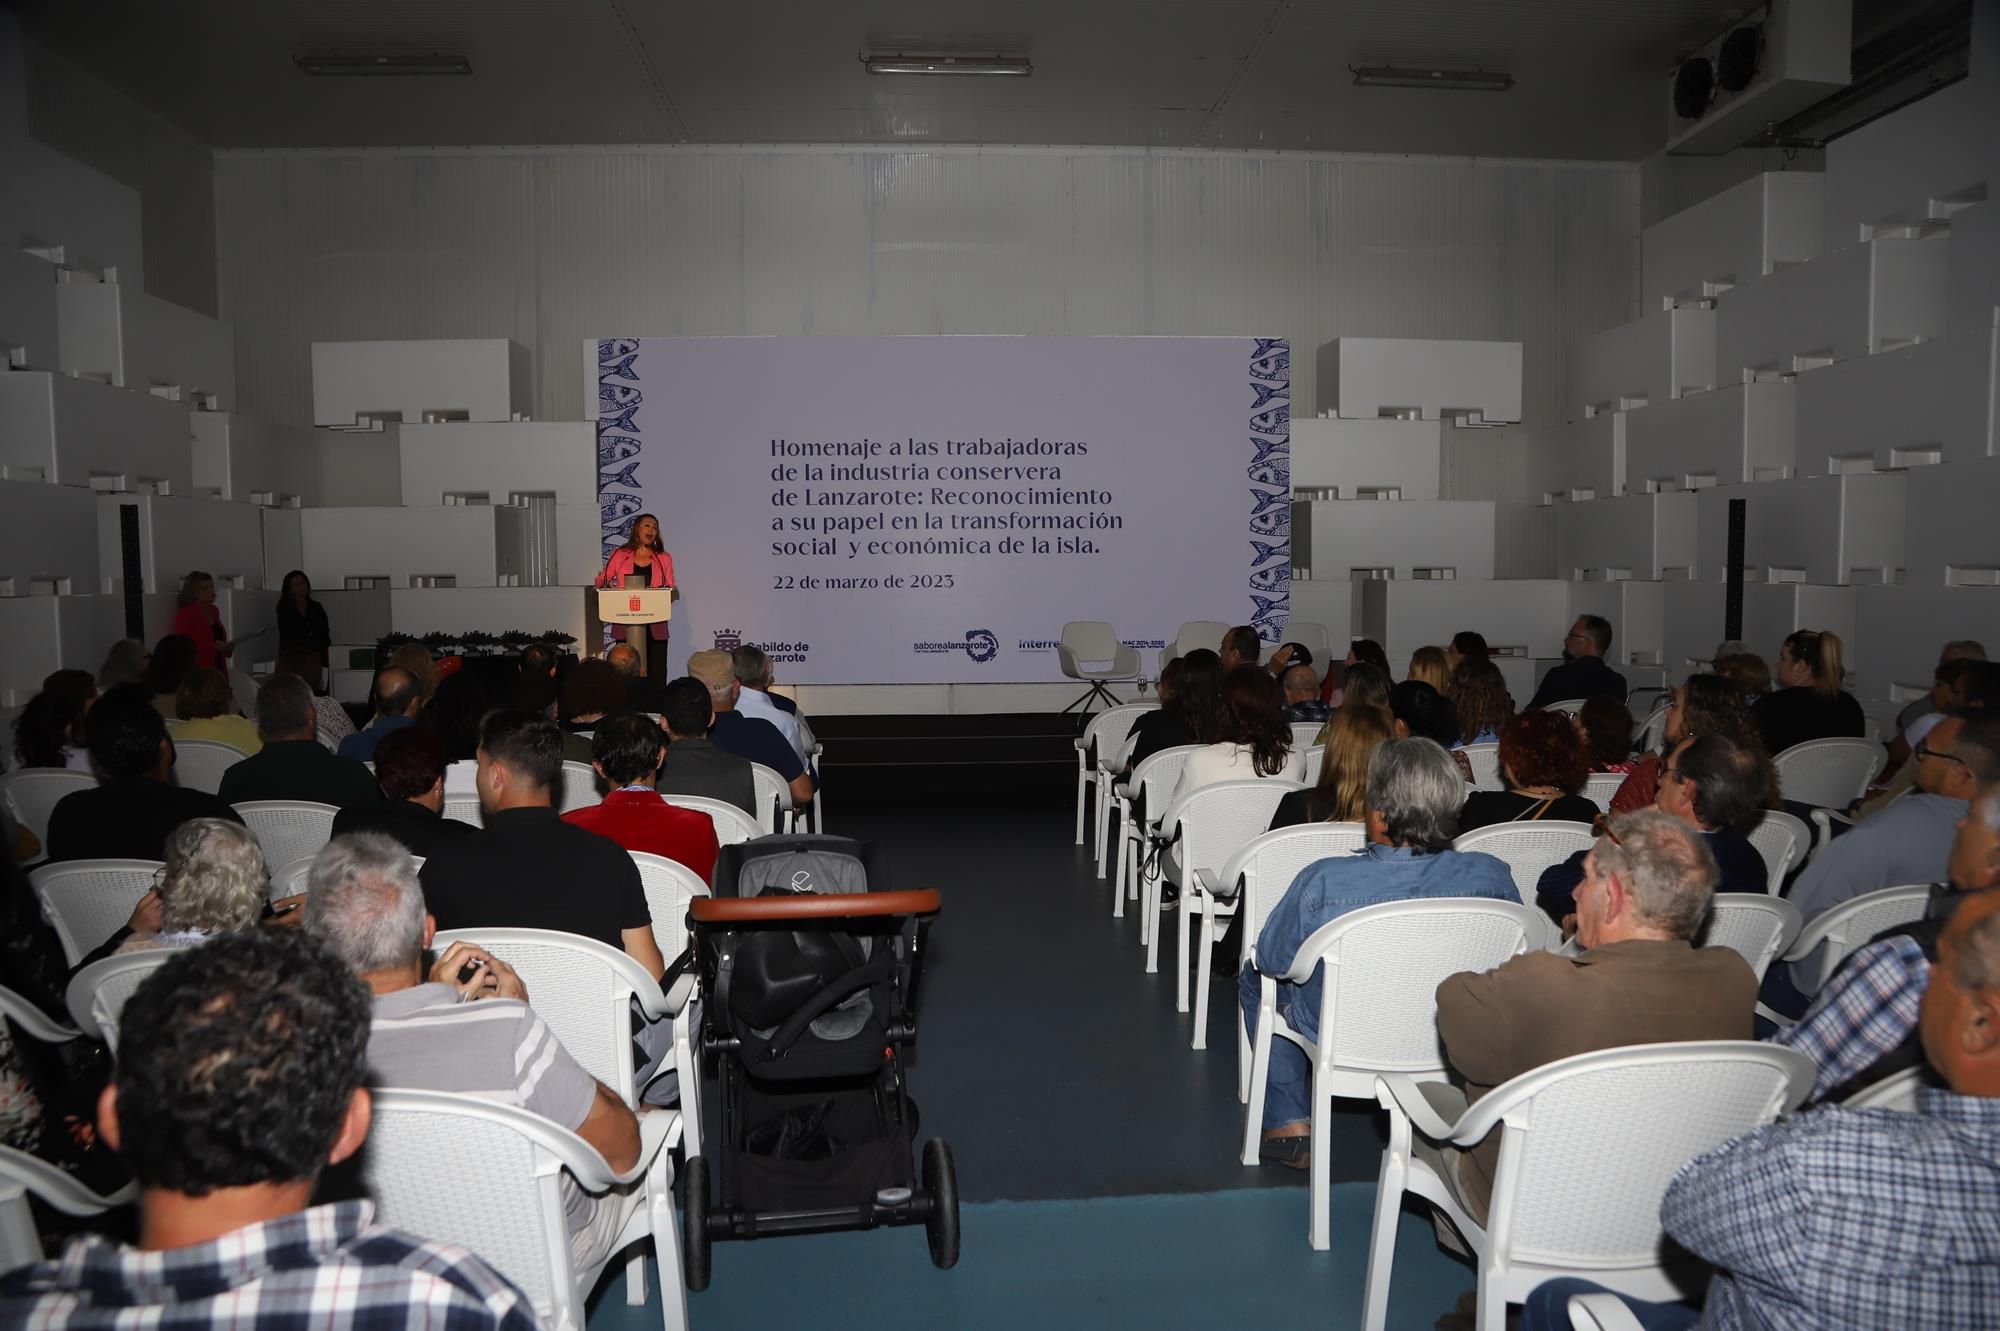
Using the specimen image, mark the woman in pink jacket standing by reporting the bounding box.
[596,513,675,687]
[170,571,232,671]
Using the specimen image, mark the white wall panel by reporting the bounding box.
[1288,417,1440,499]
[1550,411,1625,499]
[1853,583,2000,700]
[95,494,268,595]
[0,370,192,491]
[1692,475,1907,586]
[55,279,236,408]
[1904,455,2000,586]
[309,426,403,507]
[1820,80,1995,249]
[1283,579,1357,657]
[1950,202,2000,340]
[190,412,317,504]
[0,476,98,595]
[1640,172,1824,311]
[1791,338,1970,475]
[398,421,596,508]
[1712,234,1950,379]
[1357,577,1571,663]
[0,593,100,707]
[1565,306,1715,420]
[1551,491,1696,582]
[1625,381,1795,490]
[1290,499,1495,580]
[1318,337,1522,424]
[297,506,519,590]
[311,339,528,428]
[0,247,59,370]
[1568,579,1665,669]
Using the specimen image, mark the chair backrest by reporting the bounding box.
[1226,823,1369,946]
[1450,821,1598,902]
[1745,809,1809,894]
[1839,1065,1926,1112]
[1061,620,1121,660]
[1276,620,1333,666]
[29,859,162,966]
[1127,745,1203,827]
[1460,742,1502,791]
[230,799,339,871]
[1169,621,1232,663]
[1302,744,1326,786]
[444,758,479,793]
[1539,699,1588,716]
[1580,772,1625,812]
[1289,721,1325,754]
[0,769,95,847]
[1789,883,1933,994]
[270,855,317,900]
[1479,1042,1811,1269]
[441,790,484,826]
[557,760,601,814]
[1632,703,1669,753]
[431,927,664,1102]
[0,983,78,1047]
[1087,703,1158,770]
[1306,897,1547,1071]
[0,1143,134,1271]
[661,793,763,845]
[66,950,173,1052]
[171,739,249,795]
[748,762,789,832]
[1161,779,1303,882]
[315,729,340,752]
[629,850,710,963]
[1771,737,1885,809]
[1696,893,1802,982]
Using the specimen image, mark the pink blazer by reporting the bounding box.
[597,547,675,642]
[172,603,228,669]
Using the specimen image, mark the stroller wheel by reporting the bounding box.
[921,1137,959,1269]
[683,1155,711,1292]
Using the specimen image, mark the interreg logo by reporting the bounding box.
[711,628,743,652]
[1017,638,1060,652]
[912,629,1000,663]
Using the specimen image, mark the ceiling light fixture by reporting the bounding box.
[295,53,473,77]
[862,51,1032,77]
[1351,65,1513,93]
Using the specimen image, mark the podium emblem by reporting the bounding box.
[628,594,642,613]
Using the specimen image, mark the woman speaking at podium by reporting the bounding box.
[596,512,675,687]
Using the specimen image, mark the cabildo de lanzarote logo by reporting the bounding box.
[711,628,743,652]
[714,628,809,664]
[913,629,1000,663]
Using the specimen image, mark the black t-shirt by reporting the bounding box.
[418,806,649,950]
[708,710,805,780]
[1753,686,1866,755]
[1126,707,1190,772]
[1457,790,1601,833]
[656,737,758,816]
[46,779,243,863]
[1526,655,1628,711]
[215,740,384,812]
[331,799,478,861]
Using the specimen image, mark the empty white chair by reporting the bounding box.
[231,800,339,872]
[1580,772,1625,812]
[1110,745,1202,926]
[1744,809,1808,894]
[1159,778,1303,1022]
[628,850,710,1153]
[366,1090,685,1331]
[1770,737,1884,811]
[1451,822,1598,903]
[442,790,483,826]
[0,1144,134,1271]
[1362,1042,1813,1331]
[1289,720,1325,753]
[1074,701,1157,863]
[1780,883,1932,998]
[1539,699,1588,716]
[171,739,249,795]
[1697,893,1802,982]
[1058,621,1141,715]
[558,760,602,814]
[1460,743,1502,792]
[1164,621,1231,669]
[0,769,95,853]
[1274,620,1334,667]
[748,762,791,835]
[661,793,763,846]
[1242,897,1547,1250]
[66,951,173,1053]
[1301,745,1326,786]
[30,859,162,965]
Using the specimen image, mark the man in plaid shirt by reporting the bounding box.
[0,929,545,1330]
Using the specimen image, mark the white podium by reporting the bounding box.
[596,586,672,678]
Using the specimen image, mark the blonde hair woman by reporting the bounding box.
[1407,646,1451,694]
[1268,705,1394,829]
[116,818,270,954]
[170,570,232,670]
[1753,629,1865,754]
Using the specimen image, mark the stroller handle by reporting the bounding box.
[690,889,942,922]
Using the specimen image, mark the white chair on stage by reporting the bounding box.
[1361,1042,1813,1330]
[1696,893,1802,983]
[1074,702,1157,872]
[231,799,339,872]
[1110,745,1201,926]
[1451,822,1598,904]
[628,851,710,1154]
[1745,809,1809,894]
[748,762,792,835]
[662,794,763,846]
[1770,737,1884,813]
[66,951,173,1054]
[1163,621,1231,672]
[1058,621,1141,715]
[30,859,162,965]
[1579,772,1624,812]
[0,769,94,854]
[559,760,603,814]
[1459,743,1503,791]
[1272,621,1334,667]
[172,739,249,795]
[1778,883,1932,999]
[1158,778,1302,1025]
[0,1144,135,1271]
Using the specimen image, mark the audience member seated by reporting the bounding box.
[1266,641,1312,677]
[1612,674,1772,815]
[654,676,758,815]
[606,641,668,713]
[1242,738,1516,1164]
[172,667,262,754]
[1866,658,1999,816]
[732,645,816,771]
[1170,665,1305,806]
[96,638,149,689]
[1753,628,1865,754]
[419,710,662,976]
[12,689,90,772]
[308,833,647,1269]
[1577,696,1637,774]
[1449,656,1513,749]
[143,634,197,720]
[1538,732,1770,927]
[1518,884,2000,1331]
[1406,645,1452,695]
[1331,660,1391,725]
[1712,648,1772,705]
[47,684,242,863]
[1328,638,1391,707]
[558,658,625,763]
[687,650,814,808]
[1438,810,1753,1230]
[387,642,441,709]
[423,670,490,766]
[1280,663,1330,725]
[1218,624,1262,672]
[113,818,270,954]
[1390,679,1472,784]
[564,712,721,883]
[0,929,542,1331]
[520,640,559,688]
[336,668,421,763]
[1895,638,1987,737]
[1446,630,1489,672]
[1269,705,1390,829]
[504,668,558,720]
[330,727,477,861]
[1457,711,1598,831]
[1527,614,1628,710]
[273,648,355,743]
[1123,654,1197,776]
[219,676,382,812]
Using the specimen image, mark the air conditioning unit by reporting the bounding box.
[1665,0,1851,155]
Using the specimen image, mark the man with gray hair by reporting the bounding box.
[304,831,643,1267]
[1241,738,1518,1166]
[730,643,816,771]
[606,641,668,714]
[217,674,381,811]
[1279,662,1330,725]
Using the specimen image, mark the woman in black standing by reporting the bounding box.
[275,570,333,673]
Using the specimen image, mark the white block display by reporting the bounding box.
[1282,579,1357,653]
[1693,475,1908,586]
[1290,500,1496,581]
[0,371,193,493]
[1288,417,1441,500]
[190,413,316,504]
[1661,580,1726,671]
[296,506,525,590]
[311,339,530,429]
[0,247,58,370]
[0,477,98,595]
[54,280,236,409]
[1821,80,1992,248]
[1625,382,1796,490]
[0,593,100,707]
[1791,339,1971,475]
[1713,234,1950,379]
[554,503,602,588]
[1357,578,1571,663]
[1852,583,2000,700]
[260,508,303,591]
[12,140,145,284]
[95,494,269,594]
[309,426,404,507]
[315,589,393,659]
[388,587,588,643]
[1316,338,1522,426]
[1567,580,1665,669]
[1552,492,1696,583]
[1948,202,2000,339]
[1550,411,1624,499]
[1904,455,2000,586]
[1641,172,1824,311]
[1565,307,1716,420]
[397,421,597,508]
[1661,580,1856,676]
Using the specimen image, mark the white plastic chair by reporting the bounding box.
[1460,743,1503,791]
[445,758,479,793]
[1567,1292,1651,1331]
[808,738,825,832]
[1058,621,1141,714]
[315,728,340,752]
[1289,721,1325,753]
[1580,772,1624,812]
[366,1089,685,1331]
[270,855,316,901]
[1209,822,1368,1081]
[1780,882,1932,997]
[1362,1042,1814,1330]
[0,983,79,1047]
[1301,745,1326,786]
[172,738,249,795]
[1074,701,1156,865]
[442,790,484,826]
[660,794,763,846]
[1770,737,1884,810]
[1243,897,1549,1251]
[1091,703,1161,876]
[1840,1065,1926,1112]
[1631,703,1669,755]
[1110,745,1201,927]
[1276,621,1334,667]
[1696,893,1802,982]
[0,1144,135,1271]
[1745,809,1809,894]
[231,799,338,871]
[1451,822,1598,903]
[66,950,173,1053]
[628,851,710,1154]
[1158,778,1303,1021]
[748,762,791,835]
[29,859,162,966]
[558,760,603,814]
[0,769,95,852]
[1539,699,1587,716]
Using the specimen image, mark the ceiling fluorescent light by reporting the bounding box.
[295,53,473,77]
[1351,65,1513,92]
[863,52,1032,77]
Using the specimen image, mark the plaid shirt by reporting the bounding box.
[1768,934,1929,1101]
[0,1200,546,1331]
[1663,1089,2000,1331]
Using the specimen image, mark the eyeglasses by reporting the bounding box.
[1916,742,1969,770]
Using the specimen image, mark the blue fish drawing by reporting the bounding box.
[1249,487,1287,515]
[1249,593,1285,620]
[603,516,638,544]
[1248,461,1290,488]
[1249,539,1289,567]
[1249,566,1291,593]
[1251,381,1289,410]
[600,383,642,411]
[597,434,642,465]
[600,459,642,490]
[597,352,640,382]
[598,338,640,360]
[1250,339,1289,380]
[1248,436,1287,467]
[1248,510,1290,537]
[601,403,640,433]
[1250,405,1291,436]
[601,492,645,524]
[1251,616,1288,643]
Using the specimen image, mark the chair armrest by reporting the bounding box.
[1112,782,1133,801]
[569,1106,681,1193]
[1567,1292,1649,1331]
[663,970,697,1016]
[1194,866,1239,900]
[1373,1073,1463,1143]
[1111,645,1142,677]
[1056,644,1083,674]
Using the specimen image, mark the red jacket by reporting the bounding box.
[562,788,719,885]
[172,603,228,669]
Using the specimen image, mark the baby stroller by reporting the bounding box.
[677,834,956,1289]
